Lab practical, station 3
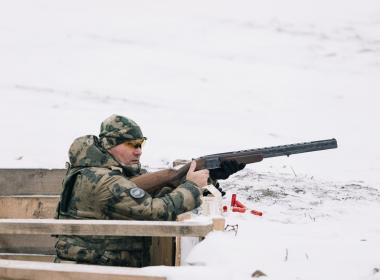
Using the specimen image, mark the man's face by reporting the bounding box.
[108,139,143,166]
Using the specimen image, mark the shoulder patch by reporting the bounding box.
[129,187,145,199]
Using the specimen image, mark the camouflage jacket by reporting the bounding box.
[55,135,202,267]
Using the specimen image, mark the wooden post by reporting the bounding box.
[174,213,192,266]
[212,217,225,231]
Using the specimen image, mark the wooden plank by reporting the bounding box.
[0,234,56,254]
[0,259,166,280]
[0,169,65,195]
[0,254,54,262]
[175,237,181,266]
[0,219,214,237]
[0,196,59,218]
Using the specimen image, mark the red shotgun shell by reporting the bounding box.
[232,206,246,213]
[231,194,237,207]
[250,209,263,216]
[235,200,247,209]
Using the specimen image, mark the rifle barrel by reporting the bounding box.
[254,138,338,158]
[202,138,338,160]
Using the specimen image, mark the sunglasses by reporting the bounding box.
[123,139,146,149]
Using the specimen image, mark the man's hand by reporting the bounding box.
[186,160,209,187]
[209,160,246,180]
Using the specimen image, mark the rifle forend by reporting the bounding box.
[131,138,338,193]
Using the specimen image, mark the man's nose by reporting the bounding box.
[134,147,142,156]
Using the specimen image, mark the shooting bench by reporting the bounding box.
[0,169,224,279]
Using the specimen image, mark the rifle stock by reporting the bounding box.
[132,138,337,193]
[131,165,189,193]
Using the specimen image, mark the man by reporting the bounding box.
[55,114,244,267]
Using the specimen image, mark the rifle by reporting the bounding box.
[131,138,338,193]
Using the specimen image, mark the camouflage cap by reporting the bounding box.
[99,114,146,149]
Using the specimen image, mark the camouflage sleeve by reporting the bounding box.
[99,175,202,221]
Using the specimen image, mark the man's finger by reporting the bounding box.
[188,160,196,172]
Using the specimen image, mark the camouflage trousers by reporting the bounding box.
[55,236,151,267]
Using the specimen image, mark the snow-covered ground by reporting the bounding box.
[1,0,379,279]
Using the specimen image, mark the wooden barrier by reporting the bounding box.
[0,234,55,255]
[0,169,65,195]
[0,195,59,219]
[0,219,216,237]
[0,169,225,267]
[0,169,63,260]
[0,259,166,280]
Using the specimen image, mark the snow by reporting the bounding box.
[186,171,380,279]
[1,0,380,279]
